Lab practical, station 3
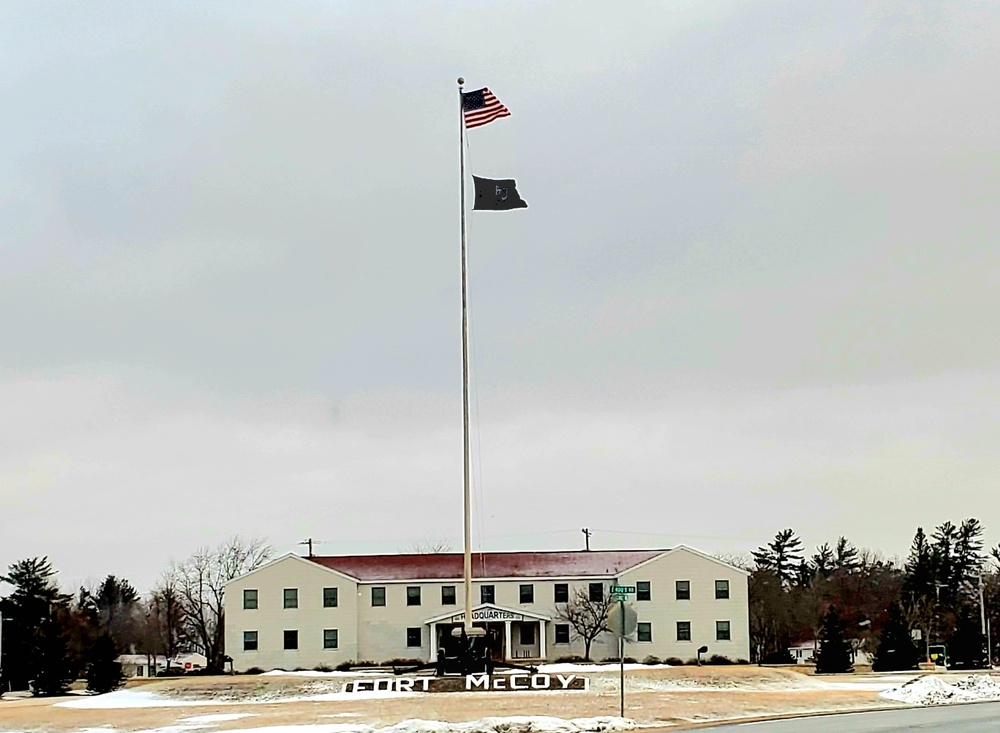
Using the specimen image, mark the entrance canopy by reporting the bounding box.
[425,602,551,626]
[424,603,552,662]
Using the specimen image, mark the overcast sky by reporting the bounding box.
[3,1,999,594]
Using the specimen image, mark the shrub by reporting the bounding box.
[684,658,700,666]
[706,655,734,665]
[663,657,684,666]
[642,655,662,665]
[600,656,637,663]
[335,660,378,672]
[313,665,334,673]
[552,655,587,663]
[381,658,424,667]
[243,667,265,675]
[760,649,796,665]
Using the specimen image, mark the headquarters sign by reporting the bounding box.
[450,608,524,623]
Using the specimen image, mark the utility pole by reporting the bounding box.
[299,538,314,558]
[582,528,592,552]
[979,576,991,663]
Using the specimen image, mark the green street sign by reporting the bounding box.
[611,593,627,601]
[609,585,635,594]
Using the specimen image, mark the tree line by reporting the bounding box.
[0,536,270,695]
[747,518,999,671]
[3,523,998,693]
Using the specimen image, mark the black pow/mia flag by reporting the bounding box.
[472,176,528,211]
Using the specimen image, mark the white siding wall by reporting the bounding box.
[619,548,750,662]
[224,548,750,670]
[355,582,441,663]
[225,556,359,672]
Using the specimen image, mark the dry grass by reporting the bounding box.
[0,666,901,732]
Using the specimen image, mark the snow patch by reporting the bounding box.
[880,674,1000,705]
[56,686,410,709]
[261,669,386,678]
[181,713,260,723]
[536,663,670,674]
[261,716,638,733]
[55,716,635,733]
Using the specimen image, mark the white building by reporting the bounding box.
[223,546,749,672]
[116,652,208,678]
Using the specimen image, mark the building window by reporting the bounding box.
[589,583,604,602]
[716,621,731,641]
[480,585,495,604]
[519,584,534,604]
[636,581,651,601]
[637,622,652,642]
[406,627,422,647]
[284,630,298,650]
[323,587,338,608]
[554,584,569,603]
[283,588,298,609]
[406,586,421,606]
[715,580,730,600]
[324,629,339,649]
[441,585,456,605]
[243,589,258,610]
[372,587,386,606]
[675,580,690,600]
[677,621,691,642]
[519,624,536,645]
[555,624,570,644]
[243,631,258,651]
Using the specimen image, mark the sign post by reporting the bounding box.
[608,585,636,717]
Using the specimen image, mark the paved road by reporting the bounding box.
[706,702,1000,731]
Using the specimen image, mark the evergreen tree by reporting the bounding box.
[0,557,71,691]
[79,575,142,653]
[931,521,958,606]
[32,614,73,696]
[86,633,126,694]
[753,529,804,588]
[953,519,985,600]
[833,537,861,573]
[811,543,834,580]
[947,604,989,670]
[815,605,854,674]
[903,527,935,607]
[871,602,919,672]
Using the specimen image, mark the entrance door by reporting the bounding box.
[485,623,504,660]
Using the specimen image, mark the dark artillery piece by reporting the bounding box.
[394,627,539,676]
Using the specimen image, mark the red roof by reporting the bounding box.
[308,550,665,581]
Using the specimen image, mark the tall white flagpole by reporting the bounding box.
[458,77,474,637]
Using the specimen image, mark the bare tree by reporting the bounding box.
[409,539,453,554]
[714,552,753,571]
[554,586,616,661]
[141,573,188,672]
[173,536,271,671]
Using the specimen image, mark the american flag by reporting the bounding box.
[462,88,511,129]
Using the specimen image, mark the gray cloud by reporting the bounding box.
[2,1,999,591]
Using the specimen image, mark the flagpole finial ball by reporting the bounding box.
[457,77,465,85]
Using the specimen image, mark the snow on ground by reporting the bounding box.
[20,717,636,733]
[536,663,670,674]
[56,686,413,709]
[261,670,388,678]
[880,674,1000,705]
